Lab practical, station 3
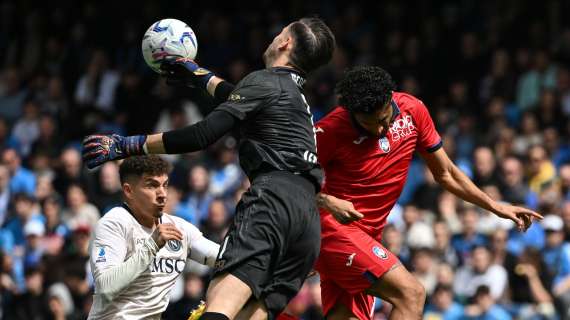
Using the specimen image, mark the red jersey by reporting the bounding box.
[316,92,442,241]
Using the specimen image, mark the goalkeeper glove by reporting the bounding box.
[160,57,214,89]
[82,134,147,169]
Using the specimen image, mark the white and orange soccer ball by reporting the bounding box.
[142,18,198,73]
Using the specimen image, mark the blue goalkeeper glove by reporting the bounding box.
[82,134,147,169]
[160,57,214,89]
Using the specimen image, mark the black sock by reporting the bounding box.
[200,312,230,320]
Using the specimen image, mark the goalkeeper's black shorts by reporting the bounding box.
[213,170,320,319]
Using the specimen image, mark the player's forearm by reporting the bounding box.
[94,238,159,301]
[189,236,220,268]
[209,78,235,105]
[144,110,236,155]
[437,164,501,214]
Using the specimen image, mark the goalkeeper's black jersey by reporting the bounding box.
[217,67,322,190]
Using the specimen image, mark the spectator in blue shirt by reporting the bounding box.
[541,214,570,319]
[451,207,487,265]
[463,285,512,320]
[2,148,35,196]
[424,284,464,320]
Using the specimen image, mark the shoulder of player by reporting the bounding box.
[94,206,131,233]
[237,69,280,90]
[392,91,429,115]
[315,106,350,132]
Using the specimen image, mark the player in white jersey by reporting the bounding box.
[87,155,220,320]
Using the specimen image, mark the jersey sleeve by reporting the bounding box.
[90,217,159,301]
[217,74,279,121]
[90,218,128,276]
[182,221,220,268]
[414,99,442,153]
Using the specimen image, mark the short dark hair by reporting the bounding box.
[119,155,171,184]
[288,17,336,74]
[337,66,395,114]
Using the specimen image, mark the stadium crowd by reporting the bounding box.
[1,0,570,319]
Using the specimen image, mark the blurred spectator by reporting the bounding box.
[0,67,27,124]
[47,282,78,320]
[411,248,437,296]
[185,165,214,223]
[561,165,570,201]
[453,245,508,301]
[513,112,543,156]
[541,215,570,318]
[423,284,464,320]
[4,267,50,319]
[2,148,36,196]
[516,50,557,111]
[208,137,242,198]
[472,146,501,187]
[382,223,411,267]
[451,207,487,264]
[53,147,95,200]
[412,166,442,214]
[0,164,10,225]
[463,285,511,320]
[22,219,45,269]
[30,114,64,160]
[10,100,40,157]
[74,49,119,114]
[433,221,460,268]
[544,127,570,170]
[489,228,516,273]
[42,195,68,256]
[92,162,121,213]
[508,247,556,319]
[200,199,229,245]
[527,145,556,194]
[500,156,538,208]
[164,186,195,225]
[62,185,99,231]
[163,273,204,320]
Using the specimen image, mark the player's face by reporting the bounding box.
[128,174,169,219]
[263,25,291,67]
[353,102,394,137]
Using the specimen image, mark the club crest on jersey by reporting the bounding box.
[373,246,388,260]
[167,240,182,252]
[378,137,390,153]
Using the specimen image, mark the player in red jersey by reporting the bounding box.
[314,66,542,320]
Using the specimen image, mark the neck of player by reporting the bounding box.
[126,200,158,229]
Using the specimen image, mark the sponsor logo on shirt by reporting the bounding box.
[150,258,185,274]
[378,137,390,153]
[167,240,182,252]
[389,115,415,142]
[96,247,106,263]
[228,93,245,102]
[372,246,388,260]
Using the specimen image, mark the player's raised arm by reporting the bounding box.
[421,147,543,231]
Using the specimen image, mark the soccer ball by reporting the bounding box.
[142,18,198,73]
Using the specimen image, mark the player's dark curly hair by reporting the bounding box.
[119,155,171,184]
[289,17,336,74]
[337,66,395,114]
